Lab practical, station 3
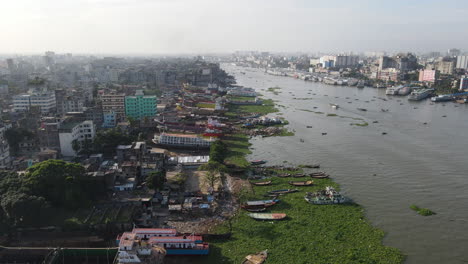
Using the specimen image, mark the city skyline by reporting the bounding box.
[1,0,468,54]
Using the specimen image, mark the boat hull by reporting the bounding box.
[166,249,209,255]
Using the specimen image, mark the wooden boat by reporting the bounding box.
[289,180,313,186]
[292,173,305,178]
[248,213,287,220]
[242,250,268,264]
[250,180,272,186]
[243,207,267,212]
[310,174,329,179]
[250,160,267,165]
[300,164,320,168]
[246,199,279,206]
[241,203,275,210]
[268,189,298,194]
[309,172,326,176]
[357,108,367,111]
[306,125,313,128]
[277,173,291,178]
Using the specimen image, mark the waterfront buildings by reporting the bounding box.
[58,120,96,157]
[13,90,56,114]
[419,69,437,83]
[460,76,468,91]
[319,55,359,68]
[436,57,456,75]
[153,133,216,148]
[125,91,157,120]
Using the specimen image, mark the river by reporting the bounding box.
[223,64,468,264]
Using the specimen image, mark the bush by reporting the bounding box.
[410,204,435,216]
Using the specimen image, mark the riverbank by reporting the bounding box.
[193,85,404,263]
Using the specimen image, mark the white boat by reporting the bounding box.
[386,86,403,95]
[329,103,339,109]
[431,95,454,102]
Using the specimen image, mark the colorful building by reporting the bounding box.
[102,111,117,128]
[125,92,157,120]
[419,69,437,83]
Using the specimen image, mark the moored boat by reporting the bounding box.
[248,213,287,220]
[246,199,279,206]
[243,207,267,212]
[268,189,298,194]
[277,173,291,178]
[292,173,305,178]
[250,180,272,186]
[251,160,267,165]
[310,174,329,179]
[289,180,314,186]
[242,250,268,264]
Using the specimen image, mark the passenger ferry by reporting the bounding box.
[408,89,434,101]
[117,228,209,257]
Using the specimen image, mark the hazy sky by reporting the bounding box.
[1,0,467,54]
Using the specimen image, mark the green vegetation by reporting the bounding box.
[5,127,34,155]
[222,134,252,169]
[410,205,436,216]
[197,103,216,108]
[227,96,256,101]
[146,171,167,191]
[267,87,282,95]
[93,128,135,156]
[350,122,369,127]
[196,177,404,264]
[0,160,106,230]
[277,129,295,136]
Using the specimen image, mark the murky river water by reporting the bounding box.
[224,64,468,264]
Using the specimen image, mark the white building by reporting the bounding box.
[0,123,12,167]
[153,133,216,148]
[58,120,96,157]
[456,55,468,69]
[13,91,56,114]
[320,55,359,68]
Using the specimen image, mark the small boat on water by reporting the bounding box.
[248,213,287,220]
[306,125,313,128]
[309,172,326,176]
[310,174,329,179]
[300,139,305,142]
[268,189,298,194]
[251,160,267,165]
[330,103,339,109]
[292,173,306,178]
[357,108,367,111]
[289,180,314,186]
[242,250,268,264]
[250,180,272,186]
[300,164,320,168]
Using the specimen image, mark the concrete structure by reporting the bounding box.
[320,55,359,68]
[125,92,157,120]
[0,123,12,167]
[419,69,437,83]
[101,93,126,121]
[58,120,96,157]
[436,57,456,75]
[460,76,468,91]
[456,55,468,69]
[102,111,117,128]
[153,133,216,148]
[38,118,61,152]
[448,48,461,57]
[13,91,56,114]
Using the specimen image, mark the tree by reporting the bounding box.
[146,170,166,191]
[209,141,227,163]
[204,170,220,190]
[93,128,135,156]
[4,128,33,155]
[23,160,103,208]
[71,139,81,154]
[0,191,50,227]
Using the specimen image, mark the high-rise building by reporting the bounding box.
[38,118,61,152]
[436,57,456,75]
[456,56,468,69]
[448,48,461,57]
[460,76,468,91]
[125,91,157,120]
[100,93,126,121]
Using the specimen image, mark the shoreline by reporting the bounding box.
[195,69,405,263]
